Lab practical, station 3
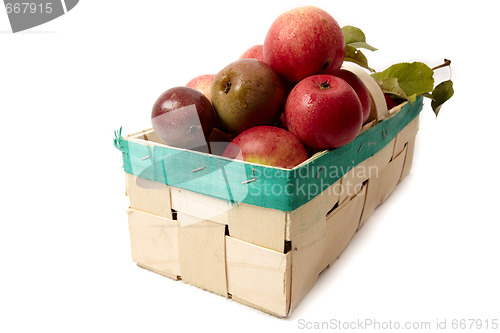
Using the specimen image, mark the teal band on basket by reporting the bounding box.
[115,96,423,212]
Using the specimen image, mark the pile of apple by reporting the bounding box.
[151,6,380,169]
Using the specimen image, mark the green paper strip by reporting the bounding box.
[115,96,423,212]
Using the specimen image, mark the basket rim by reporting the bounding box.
[116,97,423,212]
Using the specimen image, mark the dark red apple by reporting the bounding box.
[384,93,399,110]
[151,86,214,149]
[239,44,264,62]
[208,127,236,143]
[211,58,284,134]
[186,74,216,102]
[331,69,371,123]
[285,75,363,149]
[263,6,345,83]
[223,126,308,169]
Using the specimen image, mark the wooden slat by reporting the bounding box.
[400,137,416,181]
[126,173,172,219]
[289,215,327,312]
[170,186,231,225]
[137,264,180,280]
[228,202,287,252]
[339,139,395,204]
[127,208,180,280]
[321,185,367,268]
[289,185,367,312]
[125,127,154,140]
[360,145,408,227]
[286,179,341,241]
[226,236,291,317]
[177,219,228,296]
[126,128,165,149]
[175,199,288,253]
[393,116,419,159]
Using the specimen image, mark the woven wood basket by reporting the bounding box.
[115,83,422,317]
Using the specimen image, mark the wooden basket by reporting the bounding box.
[116,93,422,317]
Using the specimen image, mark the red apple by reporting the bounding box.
[186,74,215,102]
[263,6,345,83]
[331,69,372,123]
[239,44,264,62]
[151,86,214,149]
[384,93,399,110]
[223,126,308,169]
[186,74,228,131]
[211,58,284,134]
[285,75,363,149]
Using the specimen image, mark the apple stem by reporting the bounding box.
[431,59,451,71]
[224,82,232,94]
[319,80,331,89]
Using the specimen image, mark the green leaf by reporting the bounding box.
[344,45,374,72]
[430,80,454,116]
[348,41,377,51]
[372,62,434,98]
[342,26,377,51]
[342,25,365,44]
[378,78,416,103]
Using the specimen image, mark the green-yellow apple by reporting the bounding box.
[285,75,363,149]
[211,58,284,133]
[223,126,308,169]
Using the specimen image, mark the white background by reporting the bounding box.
[1,1,499,332]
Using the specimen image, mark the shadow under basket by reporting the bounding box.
[115,97,423,317]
